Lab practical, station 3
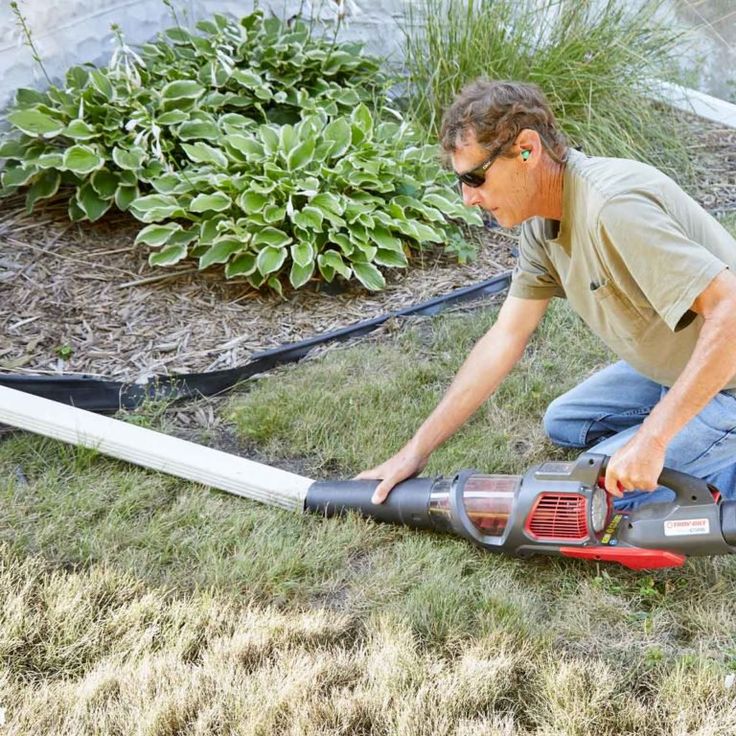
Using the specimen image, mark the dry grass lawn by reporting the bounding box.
[4,268,736,732]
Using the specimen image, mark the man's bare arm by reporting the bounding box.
[605,268,736,494]
[357,295,551,502]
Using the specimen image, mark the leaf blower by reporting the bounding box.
[305,453,736,569]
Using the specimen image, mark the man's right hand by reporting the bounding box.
[354,297,549,505]
[354,444,429,504]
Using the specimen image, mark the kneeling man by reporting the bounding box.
[359,79,736,510]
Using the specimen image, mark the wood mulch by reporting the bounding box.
[1,116,734,389]
[0,199,516,382]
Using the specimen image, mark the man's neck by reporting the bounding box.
[534,155,566,222]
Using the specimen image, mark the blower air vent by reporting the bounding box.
[526,493,589,541]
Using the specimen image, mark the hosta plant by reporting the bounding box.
[130,104,481,292]
[0,10,386,218]
[0,9,481,291]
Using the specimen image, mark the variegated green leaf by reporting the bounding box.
[190,192,232,213]
[149,244,188,267]
[256,245,287,275]
[352,260,385,291]
[7,109,64,138]
[289,259,314,288]
[63,144,104,175]
[199,237,244,269]
[135,222,183,246]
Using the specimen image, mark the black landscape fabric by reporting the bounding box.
[0,272,512,413]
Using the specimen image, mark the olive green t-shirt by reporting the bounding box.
[509,148,736,389]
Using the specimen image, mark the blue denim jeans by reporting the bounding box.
[543,361,736,510]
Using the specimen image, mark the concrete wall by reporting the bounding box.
[1,1,734,111]
[0,0,417,110]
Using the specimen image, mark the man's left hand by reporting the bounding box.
[604,432,667,497]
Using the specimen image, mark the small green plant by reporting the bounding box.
[591,570,623,594]
[444,229,479,265]
[639,575,660,600]
[645,646,665,665]
[54,345,73,360]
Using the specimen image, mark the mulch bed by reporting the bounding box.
[0,199,516,382]
[1,116,734,387]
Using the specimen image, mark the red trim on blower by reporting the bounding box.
[525,493,589,541]
[560,546,686,569]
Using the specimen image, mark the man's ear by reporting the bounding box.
[514,129,542,166]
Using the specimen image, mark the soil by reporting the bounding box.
[0,199,516,381]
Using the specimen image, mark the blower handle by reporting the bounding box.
[597,455,715,507]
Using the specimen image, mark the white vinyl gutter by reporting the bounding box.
[0,385,312,511]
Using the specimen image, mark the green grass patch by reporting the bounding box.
[3,299,736,731]
[228,299,611,477]
[0,434,392,603]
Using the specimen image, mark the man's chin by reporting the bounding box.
[490,210,526,229]
[489,209,511,228]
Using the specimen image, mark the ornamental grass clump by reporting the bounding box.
[404,0,692,180]
[0,9,480,292]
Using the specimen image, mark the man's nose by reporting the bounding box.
[461,183,481,207]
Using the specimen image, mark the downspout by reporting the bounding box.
[0,384,312,511]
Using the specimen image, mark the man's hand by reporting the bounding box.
[354,297,549,506]
[604,431,667,497]
[354,444,429,504]
[603,270,736,500]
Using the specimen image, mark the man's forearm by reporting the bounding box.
[640,306,736,447]
[410,327,527,457]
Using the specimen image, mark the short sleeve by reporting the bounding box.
[597,194,728,332]
[508,220,566,300]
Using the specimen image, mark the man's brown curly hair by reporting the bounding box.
[439,79,568,165]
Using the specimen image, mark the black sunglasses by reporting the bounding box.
[455,147,502,189]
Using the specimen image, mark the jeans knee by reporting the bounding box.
[543,396,581,447]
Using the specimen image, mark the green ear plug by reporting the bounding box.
[521,150,531,161]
